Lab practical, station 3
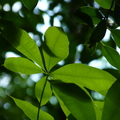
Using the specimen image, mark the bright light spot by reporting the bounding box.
[33,8,40,15]
[19,11,24,17]
[91,91,104,100]
[53,17,61,26]
[3,102,11,109]
[58,60,65,66]
[30,73,43,82]
[47,10,54,16]
[49,96,58,105]
[102,29,110,42]
[116,46,120,54]
[53,4,61,13]
[0,73,11,88]
[93,1,100,8]
[27,78,34,87]
[36,0,49,11]
[3,4,10,11]
[64,0,71,3]
[12,2,22,12]
[5,51,20,58]
[28,32,34,39]
[77,44,83,52]
[36,14,50,33]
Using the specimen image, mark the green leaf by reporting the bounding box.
[102,45,120,71]
[73,6,102,25]
[35,76,52,105]
[4,57,43,74]
[51,63,115,93]
[43,26,69,71]
[114,2,120,26]
[51,80,96,120]
[0,20,43,68]
[22,0,38,11]
[95,0,113,9]
[10,96,54,120]
[111,29,120,48]
[101,78,120,120]
[88,19,107,47]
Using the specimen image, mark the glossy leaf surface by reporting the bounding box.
[51,80,96,120]
[35,76,52,105]
[102,45,120,71]
[4,57,43,74]
[111,29,120,48]
[10,96,54,120]
[73,6,102,25]
[102,79,120,120]
[43,26,69,71]
[22,0,38,11]
[51,63,115,92]
[0,20,43,68]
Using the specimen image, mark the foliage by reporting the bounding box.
[1,0,120,120]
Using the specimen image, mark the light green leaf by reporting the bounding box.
[22,0,38,11]
[51,63,115,93]
[51,80,96,120]
[0,20,43,68]
[10,96,54,120]
[111,29,120,48]
[4,57,43,74]
[102,45,120,71]
[35,76,52,105]
[95,0,113,9]
[102,78,120,120]
[43,26,69,71]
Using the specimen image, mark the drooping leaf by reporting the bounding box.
[51,80,96,120]
[0,20,44,69]
[95,0,113,9]
[51,63,115,94]
[4,57,43,74]
[22,0,38,11]
[88,19,107,47]
[114,2,120,26]
[73,6,102,25]
[101,78,120,120]
[35,76,52,105]
[111,29,120,48]
[43,26,69,71]
[102,45,120,71]
[10,96,54,120]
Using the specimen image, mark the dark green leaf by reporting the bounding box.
[102,45,120,71]
[102,78,120,120]
[35,76,52,105]
[51,80,96,120]
[43,27,69,71]
[4,57,43,74]
[111,29,120,48]
[51,63,115,94]
[10,96,54,120]
[0,20,44,69]
[22,0,38,11]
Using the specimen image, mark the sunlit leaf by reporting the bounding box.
[10,96,54,120]
[0,20,44,69]
[102,45,120,71]
[51,80,96,120]
[4,57,43,74]
[73,6,102,25]
[51,63,115,94]
[111,29,120,48]
[22,0,38,11]
[102,78,120,120]
[43,26,69,71]
[35,76,52,105]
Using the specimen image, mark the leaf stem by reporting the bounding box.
[37,75,48,120]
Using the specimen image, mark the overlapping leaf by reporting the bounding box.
[102,78,120,120]
[51,80,96,120]
[35,76,52,105]
[42,27,69,71]
[51,63,115,93]
[102,45,120,71]
[4,57,43,74]
[10,96,54,120]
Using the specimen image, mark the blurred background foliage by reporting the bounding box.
[0,0,120,119]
